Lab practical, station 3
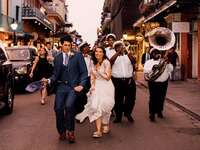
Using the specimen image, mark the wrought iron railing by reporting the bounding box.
[22,7,54,31]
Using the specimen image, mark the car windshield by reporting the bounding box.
[6,49,31,61]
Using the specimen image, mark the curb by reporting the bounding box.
[136,81,200,121]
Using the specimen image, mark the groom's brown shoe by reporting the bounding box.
[59,132,66,141]
[67,131,75,143]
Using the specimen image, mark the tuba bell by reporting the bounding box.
[148,27,175,51]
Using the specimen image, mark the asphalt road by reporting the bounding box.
[0,85,199,150]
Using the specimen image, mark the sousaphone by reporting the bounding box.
[144,27,176,81]
[148,27,175,51]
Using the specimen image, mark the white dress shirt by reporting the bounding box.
[62,51,72,65]
[105,47,115,58]
[144,59,173,82]
[83,54,92,76]
[107,50,133,78]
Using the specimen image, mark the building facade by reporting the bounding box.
[0,0,23,45]
[133,0,200,81]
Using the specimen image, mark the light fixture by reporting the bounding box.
[10,21,18,31]
[10,19,18,45]
[123,34,128,40]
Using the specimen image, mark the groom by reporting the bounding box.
[42,35,88,143]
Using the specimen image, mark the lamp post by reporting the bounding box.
[10,20,18,46]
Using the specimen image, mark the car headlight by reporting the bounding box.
[15,66,27,74]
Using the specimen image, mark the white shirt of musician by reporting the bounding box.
[107,50,133,78]
[143,59,173,82]
[105,46,115,57]
[83,54,92,76]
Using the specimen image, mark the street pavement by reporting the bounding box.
[0,85,199,150]
[136,71,200,121]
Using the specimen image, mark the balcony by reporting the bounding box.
[22,6,54,31]
[47,7,65,25]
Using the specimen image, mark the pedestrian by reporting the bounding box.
[167,46,179,81]
[76,46,114,138]
[143,49,173,122]
[46,42,59,66]
[29,47,53,105]
[107,40,136,123]
[41,35,88,143]
[105,33,116,57]
[141,47,151,66]
[72,42,79,51]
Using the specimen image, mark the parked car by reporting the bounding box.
[5,46,37,89]
[0,43,15,114]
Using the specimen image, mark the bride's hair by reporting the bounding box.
[92,46,108,65]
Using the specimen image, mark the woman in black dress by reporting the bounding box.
[29,47,53,105]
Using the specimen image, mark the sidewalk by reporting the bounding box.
[136,71,200,121]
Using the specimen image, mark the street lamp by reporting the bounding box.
[10,19,18,46]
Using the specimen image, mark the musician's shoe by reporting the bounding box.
[124,115,134,123]
[157,112,164,118]
[149,114,155,122]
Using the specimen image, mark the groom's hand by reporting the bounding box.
[41,78,48,83]
[74,85,84,92]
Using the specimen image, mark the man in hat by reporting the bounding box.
[107,40,136,123]
[105,33,116,57]
[75,42,92,114]
[143,49,173,122]
[42,35,88,143]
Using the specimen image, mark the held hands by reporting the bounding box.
[41,78,48,83]
[74,85,84,92]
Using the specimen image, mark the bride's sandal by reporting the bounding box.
[40,99,45,105]
[102,125,110,134]
[92,131,102,138]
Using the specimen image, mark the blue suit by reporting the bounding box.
[49,51,88,133]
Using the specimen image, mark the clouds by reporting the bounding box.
[67,0,104,45]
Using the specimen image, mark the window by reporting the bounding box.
[16,5,20,21]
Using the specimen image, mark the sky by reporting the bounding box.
[66,0,104,46]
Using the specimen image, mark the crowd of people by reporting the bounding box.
[28,32,177,143]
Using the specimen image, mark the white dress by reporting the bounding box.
[76,59,115,124]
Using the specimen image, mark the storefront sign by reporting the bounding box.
[172,22,190,33]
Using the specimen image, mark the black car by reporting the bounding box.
[0,44,15,114]
[6,46,37,89]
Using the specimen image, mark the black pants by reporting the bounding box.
[148,80,168,115]
[112,77,136,119]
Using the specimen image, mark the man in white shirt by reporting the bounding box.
[108,41,136,123]
[105,33,116,57]
[144,49,173,122]
[76,42,92,114]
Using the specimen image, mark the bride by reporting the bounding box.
[76,46,114,138]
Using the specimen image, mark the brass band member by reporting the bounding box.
[107,41,136,123]
[144,49,173,122]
